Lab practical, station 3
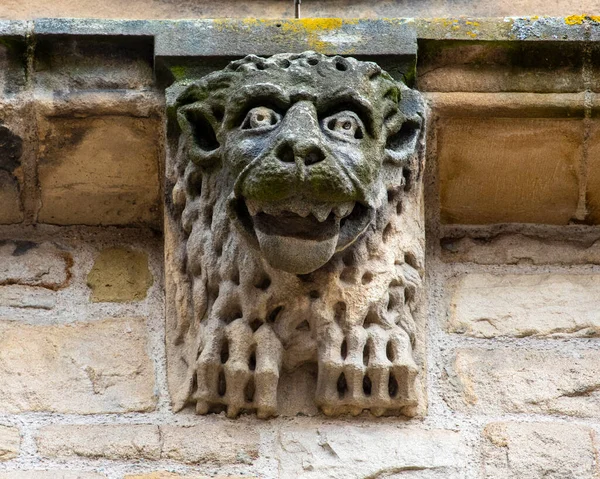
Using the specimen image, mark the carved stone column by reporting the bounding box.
[165,51,425,418]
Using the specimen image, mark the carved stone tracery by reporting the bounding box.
[166,51,425,418]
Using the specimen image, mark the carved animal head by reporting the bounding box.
[173,52,423,274]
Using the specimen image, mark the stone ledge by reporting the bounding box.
[0,16,596,45]
[29,18,417,57]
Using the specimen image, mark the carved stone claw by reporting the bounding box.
[193,324,282,418]
[315,324,418,416]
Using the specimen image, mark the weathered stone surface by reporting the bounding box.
[36,422,258,465]
[0,425,19,461]
[160,424,259,465]
[276,425,465,478]
[0,284,55,309]
[482,422,598,479]
[425,92,585,118]
[37,115,160,226]
[440,233,600,265]
[438,118,581,224]
[34,35,153,91]
[0,318,156,413]
[585,120,600,223]
[418,41,584,93]
[0,240,70,289]
[445,348,600,417]
[0,171,22,224]
[125,474,256,479]
[0,121,25,224]
[447,273,600,338]
[5,6,600,21]
[0,472,105,479]
[36,425,161,460]
[87,248,153,302]
[0,36,27,95]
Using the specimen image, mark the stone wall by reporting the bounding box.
[1,0,600,21]
[0,16,599,479]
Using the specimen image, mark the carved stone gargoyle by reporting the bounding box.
[165,51,425,418]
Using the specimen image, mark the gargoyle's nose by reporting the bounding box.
[275,102,327,166]
[276,142,325,165]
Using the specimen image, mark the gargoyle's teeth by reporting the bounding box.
[333,201,355,218]
[312,205,332,222]
[246,199,262,217]
[287,203,311,218]
[262,204,284,216]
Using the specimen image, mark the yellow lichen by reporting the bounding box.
[565,14,587,25]
[279,18,359,53]
[466,31,478,38]
[465,20,480,26]
[281,18,347,33]
[212,18,364,53]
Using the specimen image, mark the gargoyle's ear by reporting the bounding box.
[174,83,225,168]
[383,83,425,188]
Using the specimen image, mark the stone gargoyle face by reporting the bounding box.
[175,52,422,274]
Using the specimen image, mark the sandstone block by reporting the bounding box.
[160,424,259,465]
[34,35,153,91]
[125,474,256,479]
[0,472,105,479]
[418,42,583,93]
[0,318,156,413]
[438,118,581,224]
[440,233,600,265]
[0,285,55,309]
[36,424,161,460]
[0,123,24,224]
[0,171,22,224]
[276,424,465,478]
[482,422,598,479]
[447,273,600,338]
[445,348,600,417]
[425,92,585,118]
[0,425,19,461]
[585,120,600,223]
[0,37,27,94]
[0,240,71,289]
[37,115,160,226]
[87,247,153,302]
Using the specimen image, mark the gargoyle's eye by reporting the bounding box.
[324,111,364,140]
[241,107,281,130]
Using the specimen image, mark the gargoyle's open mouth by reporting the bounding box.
[229,197,373,274]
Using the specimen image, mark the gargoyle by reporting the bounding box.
[166,51,425,418]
